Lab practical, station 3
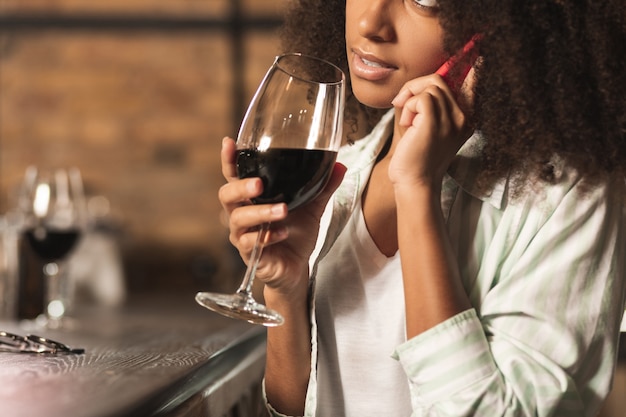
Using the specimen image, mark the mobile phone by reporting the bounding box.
[435,34,481,92]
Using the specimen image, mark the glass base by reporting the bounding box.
[195,291,284,327]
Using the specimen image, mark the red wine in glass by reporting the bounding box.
[24,228,81,263]
[237,147,337,210]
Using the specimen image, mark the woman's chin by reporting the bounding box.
[351,83,395,109]
[353,91,394,110]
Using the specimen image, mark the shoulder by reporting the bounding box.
[510,163,626,217]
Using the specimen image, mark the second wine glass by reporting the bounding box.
[21,167,86,328]
[196,53,345,326]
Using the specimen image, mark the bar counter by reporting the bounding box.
[0,293,267,417]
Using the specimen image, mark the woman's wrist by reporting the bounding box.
[263,269,310,313]
[393,180,442,207]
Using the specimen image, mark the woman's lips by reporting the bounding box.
[351,51,396,81]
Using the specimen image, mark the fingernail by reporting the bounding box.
[271,204,286,216]
[247,179,259,193]
[391,90,404,107]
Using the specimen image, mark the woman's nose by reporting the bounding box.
[357,0,395,42]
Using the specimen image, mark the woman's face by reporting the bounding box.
[345,0,446,109]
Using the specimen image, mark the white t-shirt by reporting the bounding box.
[314,197,412,416]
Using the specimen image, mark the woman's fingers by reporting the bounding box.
[227,202,288,260]
[220,178,287,245]
[217,137,346,271]
[396,77,449,119]
[233,163,346,257]
[394,74,471,131]
[404,89,455,134]
[396,83,467,140]
[218,176,259,214]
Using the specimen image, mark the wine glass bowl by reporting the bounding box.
[195,53,345,326]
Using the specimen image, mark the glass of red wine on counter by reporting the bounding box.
[195,53,345,326]
[21,167,86,328]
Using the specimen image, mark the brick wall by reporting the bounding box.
[0,0,285,292]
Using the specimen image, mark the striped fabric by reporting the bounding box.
[266,110,626,417]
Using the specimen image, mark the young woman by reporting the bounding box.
[218,0,626,415]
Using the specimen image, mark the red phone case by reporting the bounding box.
[435,34,481,91]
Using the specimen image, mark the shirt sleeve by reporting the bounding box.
[394,174,626,416]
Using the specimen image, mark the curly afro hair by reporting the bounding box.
[280,0,626,191]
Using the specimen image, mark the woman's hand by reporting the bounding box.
[389,74,473,190]
[218,137,346,299]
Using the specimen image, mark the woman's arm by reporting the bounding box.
[390,74,626,415]
[263,279,312,416]
[218,137,346,415]
[390,74,474,337]
[395,173,626,415]
[395,179,471,337]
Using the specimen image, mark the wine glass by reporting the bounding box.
[196,53,345,326]
[20,167,86,328]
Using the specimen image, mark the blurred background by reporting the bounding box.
[0,0,286,297]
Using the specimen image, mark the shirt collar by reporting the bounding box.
[447,132,508,210]
[349,111,508,211]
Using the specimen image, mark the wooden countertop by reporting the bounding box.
[0,293,267,417]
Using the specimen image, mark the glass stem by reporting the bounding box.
[44,262,62,318]
[236,222,270,298]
